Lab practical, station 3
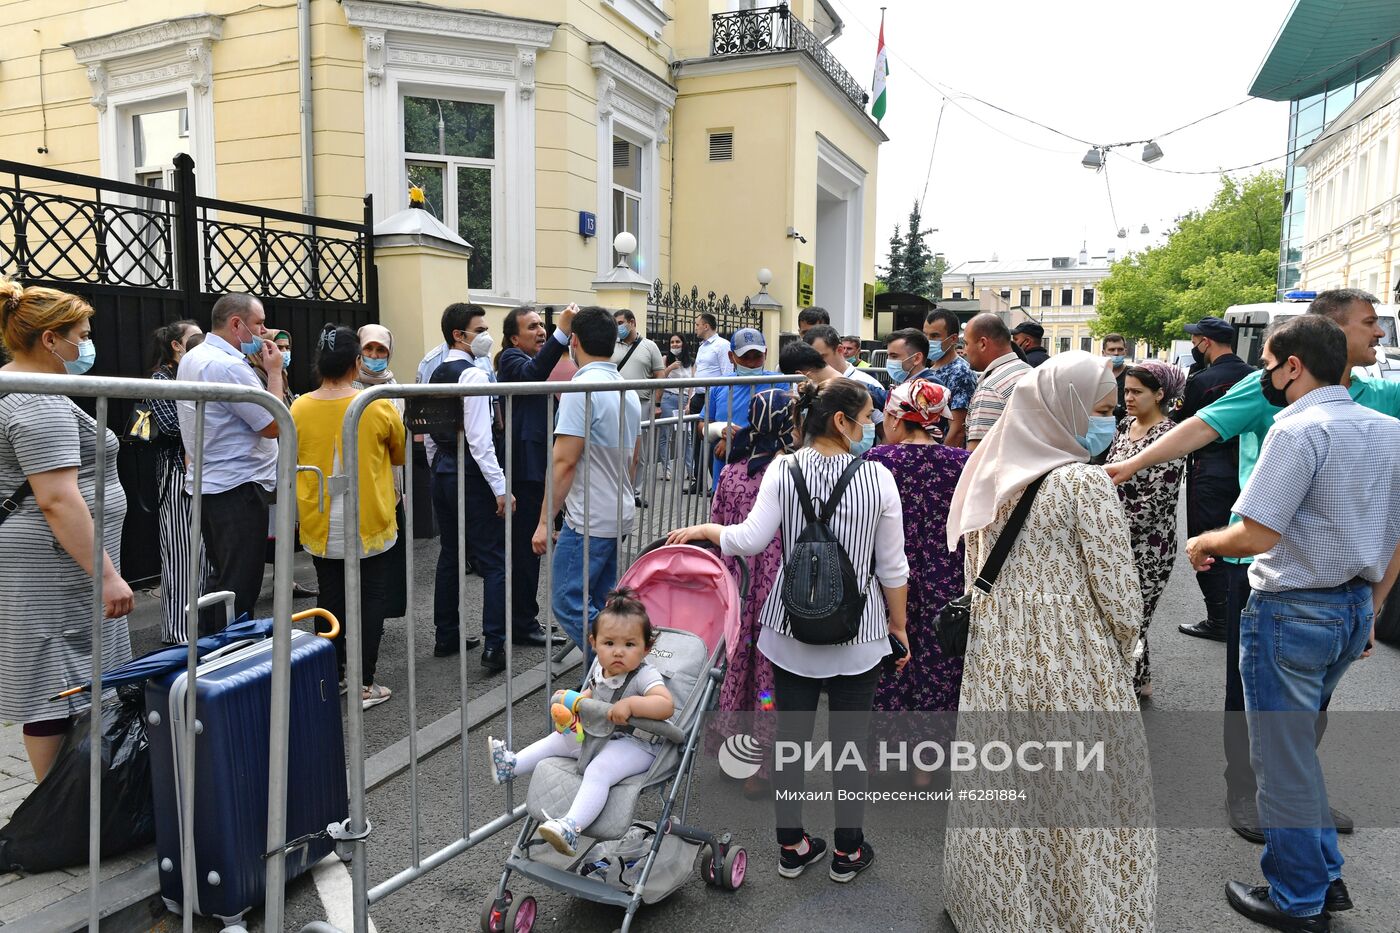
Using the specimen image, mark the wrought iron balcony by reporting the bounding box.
[710,4,870,111]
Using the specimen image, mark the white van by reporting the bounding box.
[1223,299,1400,368]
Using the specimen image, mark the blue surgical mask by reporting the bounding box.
[363,356,388,374]
[236,320,263,357]
[1110,354,1125,367]
[1075,415,1118,456]
[927,339,947,363]
[281,350,291,370]
[618,324,630,340]
[885,358,910,385]
[850,422,876,457]
[735,364,764,376]
[57,336,96,375]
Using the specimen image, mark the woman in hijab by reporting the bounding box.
[865,380,969,738]
[942,351,1155,933]
[704,388,795,797]
[1106,359,1186,698]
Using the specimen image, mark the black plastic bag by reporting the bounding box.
[1378,594,1400,647]
[0,685,155,872]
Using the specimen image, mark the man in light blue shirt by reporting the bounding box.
[176,293,283,631]
[533,307,641,662]
[1187,315,1400,931]
[705,327,783,490]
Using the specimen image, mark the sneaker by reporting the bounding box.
[361,684,392,709]
[829,840,875,883]
[539,815,580,856]
[778,834,827,879]
[487,735,516,785]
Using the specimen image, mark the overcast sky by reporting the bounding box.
[823,0,1296,268]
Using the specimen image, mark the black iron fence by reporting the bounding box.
[0,154,378,581]
[645,280,764,360]
[711,3,870,110]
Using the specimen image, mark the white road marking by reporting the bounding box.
[311,853,377,933]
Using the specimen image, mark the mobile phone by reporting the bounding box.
[883,633,909,674]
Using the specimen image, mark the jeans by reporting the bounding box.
[1240,581,1372,918]
[771,662,882,854]
[656,394,689,476]
[200,482,270,634]
[311,551,390,686]
[550,522,618,669]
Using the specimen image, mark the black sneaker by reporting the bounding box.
[777,834,826,879]
[829,840,875,883]
[1325,878,1353,913]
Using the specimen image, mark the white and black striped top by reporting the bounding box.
[720,447,908,646]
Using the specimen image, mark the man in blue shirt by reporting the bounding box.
[704,327,783,490]
[1186,314,1400,933]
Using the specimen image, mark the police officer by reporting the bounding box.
[1175,316,1253,641]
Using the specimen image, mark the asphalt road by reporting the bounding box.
[123,494,1400,933]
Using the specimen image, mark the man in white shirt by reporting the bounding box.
[426,303,514,671]
[177,292,283,632]
[804,325,886,430]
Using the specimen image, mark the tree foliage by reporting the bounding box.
[1094,171,1283,348]
[878,201,947,299]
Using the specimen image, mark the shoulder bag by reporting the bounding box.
[934,474,1046,657]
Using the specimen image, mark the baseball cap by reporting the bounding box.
[1184,317,1235,342]
[1009,321,1044,340]
[731,328,767,355]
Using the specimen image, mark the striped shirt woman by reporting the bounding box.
[669,377,908,883]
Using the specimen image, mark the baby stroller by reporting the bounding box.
[481,542,749,933]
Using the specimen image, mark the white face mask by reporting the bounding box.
[470,332,494,360]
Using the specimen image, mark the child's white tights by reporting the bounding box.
[513,731,657,829]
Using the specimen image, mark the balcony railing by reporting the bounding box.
[711,4,870,111]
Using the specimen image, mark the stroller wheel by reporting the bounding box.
[699,847,718,886]
[480,890,512,933]
[722,847,748,890]
[504,894,537,932]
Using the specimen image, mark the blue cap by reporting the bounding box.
[731,328,767,355]
[1184,316,1235,342]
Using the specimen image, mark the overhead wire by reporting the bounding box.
[919,96,948,206]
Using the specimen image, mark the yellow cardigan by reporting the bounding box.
[291,394,406,557]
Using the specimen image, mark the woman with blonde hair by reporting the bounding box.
[942,351,1155,932]
[0,279,134,781]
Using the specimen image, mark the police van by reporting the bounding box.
[1223,291,1400,373]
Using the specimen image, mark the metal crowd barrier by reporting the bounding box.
[0,371,299,933]
[331,374,798,933]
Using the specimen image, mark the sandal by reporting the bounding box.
[362,683,392,709]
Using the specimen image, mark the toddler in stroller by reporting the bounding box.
[488,588,675,856]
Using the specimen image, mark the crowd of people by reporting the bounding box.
[0,275,1394,932]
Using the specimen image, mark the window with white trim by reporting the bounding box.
[402,95,498,291]
[612,136,643,271]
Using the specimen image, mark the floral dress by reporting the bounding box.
[862,442,969,714]
[703,456,782,776]
[1106,417,1184,691]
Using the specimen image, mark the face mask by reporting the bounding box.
[886,358,910,385]
[1261,362,1295,408]
[280,350,291,370]
[927,339,947,363]
[735,364,764,376]
[671,345,683,356]
[236,320,263,357]
[363,356,388,374]
[618,324,630,341]
[1109,354,1125,367]
[849,421,876,457]
[56,335,96,375]
[1075,415,1117,456]
[1191,343,1206,366]
[471,332,494,360]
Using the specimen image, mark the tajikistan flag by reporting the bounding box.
[871,11,889,123]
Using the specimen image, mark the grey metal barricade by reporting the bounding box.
[330,374,797,933]
[0,371,299,933]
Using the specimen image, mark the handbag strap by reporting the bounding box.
[786,456,865,526]
[616,339,642,373]
[787,459,819,526]
[970,474,1046,595]
[0,480,33,528]
[821,458,866,523]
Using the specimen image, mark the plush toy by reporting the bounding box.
[551,689,586,743]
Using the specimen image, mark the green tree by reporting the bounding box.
[1094,170,1283,348]
[877,201,945,299]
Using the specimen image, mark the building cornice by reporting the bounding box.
[65,14,224,64]
[599,0,670,42]
[342,0,556,49]
[590,43,676,111]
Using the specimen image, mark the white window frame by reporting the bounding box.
[345,0,553,305]
[591,44,675,282]
[610,133,645,272]
[815,133,867,334]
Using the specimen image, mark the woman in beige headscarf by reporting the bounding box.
[942,351,1156,933]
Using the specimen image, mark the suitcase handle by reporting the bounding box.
[294,607,341,640]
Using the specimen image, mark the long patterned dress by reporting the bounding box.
[1106,417,1184,692]
[944,464,1156,933]
[862,442,968,713]
[703,456,782,776]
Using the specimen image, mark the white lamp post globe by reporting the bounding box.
[757,267,773,287]
[613,231,637,258]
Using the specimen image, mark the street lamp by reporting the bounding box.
[1141,140,1164,163]
[1081,147,1104,171]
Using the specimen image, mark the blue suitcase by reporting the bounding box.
[145,627,348,924]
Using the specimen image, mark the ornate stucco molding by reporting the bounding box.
[342,0,555,49]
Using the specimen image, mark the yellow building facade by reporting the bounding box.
[0,0,883,366]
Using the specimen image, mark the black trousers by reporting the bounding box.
[1187,461,1239,624]
[510,480,545,630]
[771,661,881,854]
[312,551,390,687]
[1222,562,1329,799]
[199,482,270,634]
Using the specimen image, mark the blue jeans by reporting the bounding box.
[550,522,618,669]
[1240,581,1372,918]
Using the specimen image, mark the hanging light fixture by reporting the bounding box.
[1141,140,1164,163]
[1140,223,1150,235]
[1117,227,1128,239]
[1081,147,1104,170]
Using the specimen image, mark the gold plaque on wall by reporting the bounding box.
[863,282,875,318]
[797,262,814,307]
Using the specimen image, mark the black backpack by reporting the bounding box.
[780,458,870,645]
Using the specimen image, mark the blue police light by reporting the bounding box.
[1283,290,1317,301]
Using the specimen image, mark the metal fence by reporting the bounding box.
[329,374,798,933]
[0,370,300,933]
[644,281,765,362]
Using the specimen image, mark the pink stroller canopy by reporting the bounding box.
[617,544,741,659]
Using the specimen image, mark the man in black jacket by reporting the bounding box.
[1176,316,1254,642]
[1010,321,1050,367]
[495,303,576,650]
